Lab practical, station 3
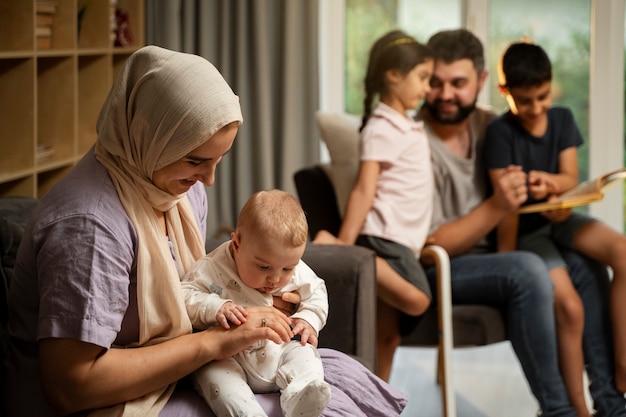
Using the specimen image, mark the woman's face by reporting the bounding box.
[152,122,239,195]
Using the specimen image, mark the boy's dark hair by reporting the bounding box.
[427,28,485,73]
[500,42,552,89]
[362,29,432,131]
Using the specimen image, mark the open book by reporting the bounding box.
[518,167,626,214]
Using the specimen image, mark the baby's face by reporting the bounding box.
[231,234,305,293]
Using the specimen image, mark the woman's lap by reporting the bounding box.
[160,348,408,417]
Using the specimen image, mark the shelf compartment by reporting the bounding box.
[0,176,36,198]
[0,0,144,199]
[116,0,145,48]
[0,2,34,52]
[78,54,111,155]
[0,58,35,176]
[37,56,76,165]
[77,0,111,49]
[44,0,76,50]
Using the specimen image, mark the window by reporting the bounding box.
[329,0,624,231]
[344,0,460,115]
[346,0,591,178]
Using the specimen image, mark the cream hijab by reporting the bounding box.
[91,45,242,416]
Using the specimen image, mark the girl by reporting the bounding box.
[315,30,435,380]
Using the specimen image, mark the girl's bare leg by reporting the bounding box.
[376,299,401,381]
[375,257,430,316]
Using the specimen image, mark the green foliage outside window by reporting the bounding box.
[345,0,397,116]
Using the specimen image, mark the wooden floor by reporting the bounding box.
[389,342,564,417]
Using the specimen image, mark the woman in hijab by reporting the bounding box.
[3,46,405,417]
[5,45,286,416]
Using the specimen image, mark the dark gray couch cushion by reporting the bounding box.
[0,197,38,325]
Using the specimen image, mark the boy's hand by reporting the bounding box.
[291,318,318,347]
[540,195,572,223]
[216,301,248,329]
[528,170,560,200]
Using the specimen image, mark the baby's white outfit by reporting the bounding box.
[182,241,331,417]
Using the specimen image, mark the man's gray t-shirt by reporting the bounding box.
[416,105,496,253]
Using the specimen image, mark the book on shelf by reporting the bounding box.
[36,25,52,37]
[518,167,626,214]
[36,144,55,161]
[36,0,58,15]
[36,12,55,26]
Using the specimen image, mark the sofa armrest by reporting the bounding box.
[302,243,376,371]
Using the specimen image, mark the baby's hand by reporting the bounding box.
[216,301,248,329]
[291,318,318,347]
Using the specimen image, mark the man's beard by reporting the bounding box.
[423,99,477,125]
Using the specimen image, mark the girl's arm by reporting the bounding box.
[39,306,292,416]
[334,160,380,245]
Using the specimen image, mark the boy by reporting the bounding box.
[182,189,331,417]
[484,41,626,415]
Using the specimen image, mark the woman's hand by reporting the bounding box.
[210,305,293,360]
[38,306,293,415]
[273,291,301,316]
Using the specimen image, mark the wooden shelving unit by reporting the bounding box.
[0,0,144,198]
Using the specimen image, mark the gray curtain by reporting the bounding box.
[146,0,320,239]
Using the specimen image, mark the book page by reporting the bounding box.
[518,167,626,214]
[600,168,626,192]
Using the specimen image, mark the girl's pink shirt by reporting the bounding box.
[360,102,433,256]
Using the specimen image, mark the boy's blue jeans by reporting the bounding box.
[426,250,625,417]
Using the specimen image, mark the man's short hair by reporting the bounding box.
[427,28,485,73]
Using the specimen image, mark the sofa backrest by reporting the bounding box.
[0,197,38,326]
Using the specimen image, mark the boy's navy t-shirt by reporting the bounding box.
[483,106,583,235]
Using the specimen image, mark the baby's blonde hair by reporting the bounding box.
[236,189,308,248]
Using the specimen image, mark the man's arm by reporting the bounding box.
[489,167,519,252]
[431,166,527,257]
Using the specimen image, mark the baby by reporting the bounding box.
[182,189,331,417]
